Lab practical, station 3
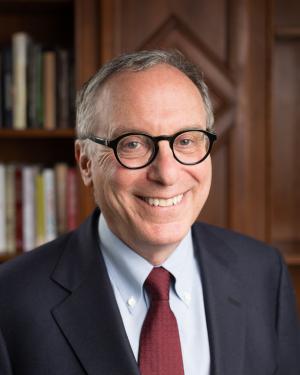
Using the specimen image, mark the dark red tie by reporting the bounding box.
[138,267,184,375]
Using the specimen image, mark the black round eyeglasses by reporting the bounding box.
[80,129,217,170]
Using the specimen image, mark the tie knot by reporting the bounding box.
[144,267,171,301]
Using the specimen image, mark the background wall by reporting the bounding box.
[0,0,298,310]
[95,0,300,310]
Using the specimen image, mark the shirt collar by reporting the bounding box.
[162,231,194,307]
[99,214,195,312]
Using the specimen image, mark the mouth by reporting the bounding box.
[140,193,184,207]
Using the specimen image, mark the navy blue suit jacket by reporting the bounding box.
[0,209,299,374]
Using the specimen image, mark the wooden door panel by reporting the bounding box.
[201,141,229,227]
[103,0,237,229]
[272,1,300,261]
[111,0,228,62]
[99,0,300,308]
[272,42,300,241]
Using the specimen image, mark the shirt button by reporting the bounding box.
[127,296,136,307]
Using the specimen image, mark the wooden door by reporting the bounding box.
[100,0,269,238]
[98,0,300,309]
[272,0,300,307]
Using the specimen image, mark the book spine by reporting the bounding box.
[35,171,45,246]
[0,164,6,253]
[0,51,3,127]
[27,41,36,128]
[43,51,56,130]
[15,166,23,251]
[66,167,78,231]
[35,45,43,128]
[56,49,70,129]
[55,163,67,235]
[22,166,36,251]
[5,164,16,254]
[12,32,29,130]
[2,47,13,128]
[43,168,57,242]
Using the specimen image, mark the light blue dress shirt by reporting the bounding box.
[99,214,210,375]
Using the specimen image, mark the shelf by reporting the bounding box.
[0,0,72,11]
[0,252,21,263]
[285,254,300,266]
[275,27,300,40]
[272,240,300,265]
[0,128,76,139]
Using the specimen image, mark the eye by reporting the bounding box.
[119,137,144,152]
[123,140,141,150]
[178,138,193,146]
[175,134,197,148]
[117,135,152,159]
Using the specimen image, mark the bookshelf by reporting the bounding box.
[0,0,98,260]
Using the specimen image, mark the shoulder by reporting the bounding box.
[191,222,292,319]
[0,209,100,301]
[192,221,283,275]
[193,221,279,255]
[0,232,72,296]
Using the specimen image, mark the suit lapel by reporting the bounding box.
[51,209,140,375]
[192,224,246,375]
[50,210,246,375]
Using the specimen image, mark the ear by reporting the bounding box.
[75,140,93,187]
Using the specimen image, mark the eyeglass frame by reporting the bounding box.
[80,128,217,170]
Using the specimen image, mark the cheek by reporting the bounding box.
[191,159,212,195]
[90,153,116,202]
[192,157,211,181]
[92,155,139,208]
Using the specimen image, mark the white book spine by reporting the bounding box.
[43,168,57,242]
[12,32,29,130]
[22,166,36,251]
[6,164,16,254]
[0,164,6,253]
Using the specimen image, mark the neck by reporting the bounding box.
[126,241,180,266]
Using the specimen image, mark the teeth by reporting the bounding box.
[144,194,183,207]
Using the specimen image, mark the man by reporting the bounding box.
[0,50,299,375]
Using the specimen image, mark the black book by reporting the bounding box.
[0,50,3,127]
[2,46,13,128]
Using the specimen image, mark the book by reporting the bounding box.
[27,43,43,128]
[15,165,23,251]
[0,52,3,126]
[5,164,16,254]
[43,168,57,242]
[55,163,68,235]
[66,167,78,231]
[56,49,70,129]
[0,164,6,253]
[0,163,77,253]
[22,165,37,251]
[43,51,56,130]
[35,170,45,246]
[12,32,30,130]
[35,44,43,128]
[2,47,13,128]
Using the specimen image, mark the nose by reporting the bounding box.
[147,140,179,186]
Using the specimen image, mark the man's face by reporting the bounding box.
[78,64,212,264]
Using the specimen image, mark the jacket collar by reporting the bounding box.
[51,208,140,375]
[51,209,245,375]
[192,223,245,375]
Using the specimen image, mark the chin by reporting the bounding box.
[140,221,190,247]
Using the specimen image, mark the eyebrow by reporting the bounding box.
[110,124,205,138]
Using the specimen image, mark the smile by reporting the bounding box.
[142,194,184,207]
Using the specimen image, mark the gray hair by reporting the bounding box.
[76,50,214,153]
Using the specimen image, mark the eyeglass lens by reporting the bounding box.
[116,130,211,168]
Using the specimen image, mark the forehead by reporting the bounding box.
[95,64,206,136]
